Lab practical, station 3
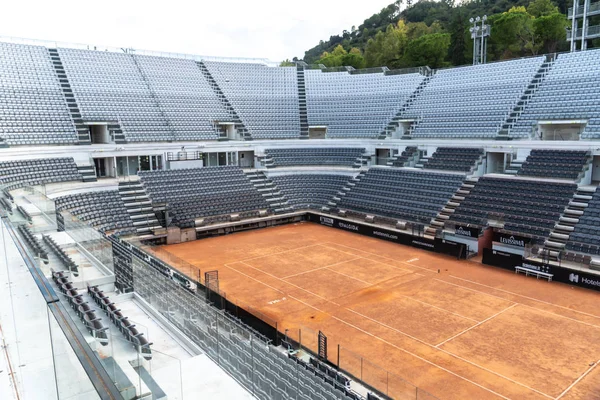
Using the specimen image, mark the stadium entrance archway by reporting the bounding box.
[93,157,114,178]
[308,126,327,139]
[87,123,112,144]
[486,152,506,173]
[538,120,586,140]
[238,151,254,168]
[376,148,392,165]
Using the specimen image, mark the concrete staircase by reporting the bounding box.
[497,58,554,139]
[118,181,162,234]
[245,171,292,214]
[77,165,97,182]
[131,55,176,142]
[196,61,251,140]
[324,171,366,213]
[380,75,432,139]
[541,185,596,260]
[424,177,478,239]
[297,65,309,139]
[48,48,91,145]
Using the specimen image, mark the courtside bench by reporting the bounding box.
[515,266,553,281]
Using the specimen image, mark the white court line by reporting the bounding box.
[435,304,518,347]
[238,261,341,306]
[555,359,600,399]
[328,316,512,400]
[325,267,372,285]
[346,306,553,399]
[239,243,323,262]
[324,241,437,273]
[434,278,517,304]
[320,242,421,274]
[281,257,362,279]
[286,293,512,400]
[224,262,286,295]
[448,275,600,321]
[398,295,479,323]
[519,302,600,330]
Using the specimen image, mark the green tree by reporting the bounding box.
[533,12,568,52]
[527,0,559,17]
[279,59,295,67]
[365,31,386,66]
[490,7,540,58]
[404,33,451,67]
[449,11,468,66]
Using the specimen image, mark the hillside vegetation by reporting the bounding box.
[301,0,576,69]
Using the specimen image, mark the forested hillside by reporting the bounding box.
[301,0,578,69]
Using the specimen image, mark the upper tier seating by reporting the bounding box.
[270,174,348,210]
[265,148,365,167]
[450,177,576,239]
[336,168,464,224]
[423,147,483,172]
[203,61,300,139]
[134,55,230,141]
[138,166,269,228]
[566,188,600,256]
[0,42,77,145]
[0,157,81,191]
[517,150,588,180]
[511,49,600,139]
[404,57,544,138]
[58,48,172,142]
[55,190,134,234]
[305,70,424,138]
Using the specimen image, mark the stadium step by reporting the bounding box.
[76,165,97,182]
[427,177,478,236]
[542,185,594,258]
[118,181,164,234]
[197,61,252,141]
[297,65,309,138]
[381,75,432,138]
[48,48,91,145]
[496,59,555,139]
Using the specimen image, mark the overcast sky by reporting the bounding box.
[1,0,394,61]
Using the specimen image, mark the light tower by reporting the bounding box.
[470,16,491,65]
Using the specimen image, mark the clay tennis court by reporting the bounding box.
[150,222,600,400]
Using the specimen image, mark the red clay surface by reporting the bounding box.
[151,222,600,400]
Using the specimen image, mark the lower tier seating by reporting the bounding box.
[55,190,134,234]
[0,158,82,191]
[423,147,483,172]
[451,177,576,239]
[270,174,348,210]
[138,166,269,228]
[566,188,600,256]
[336,168,464,225]
[517,149,588,180]
[265,147,365,167]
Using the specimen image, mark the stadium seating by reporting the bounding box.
[423,147,484,172]
[336,168,464,224]
[404,57,545,138]
[390,146,418,167]
[304,70,424,138]
[138,166,269,228]
[270,174,348,210]
[0,158,82,191]
[134,55,230,141]
[55,190,134,234]
[511,49,600,139]
[203,61,300,139]
[265,147,365,167]
[566,188,600,255]
[58,48,172,142]
[517,149,589,180]
[451,177,576,238]
[0,42,78,145]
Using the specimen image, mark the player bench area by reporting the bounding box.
[515,265,553,281]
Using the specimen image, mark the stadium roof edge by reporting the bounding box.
[0,35,280,66]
